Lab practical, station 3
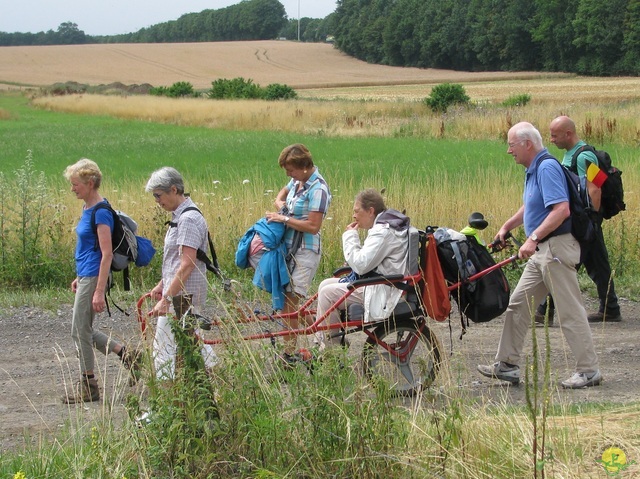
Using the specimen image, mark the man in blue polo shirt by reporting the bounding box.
[477,122,602,389]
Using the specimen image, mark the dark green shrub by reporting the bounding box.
[149,82,197,98]
[149,86,169,96]
[207,77,263,100]
[502,93,531,107]
[262,83,298,100]
[167,81,196,98]
[424,83,471,113]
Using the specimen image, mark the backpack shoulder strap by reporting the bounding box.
[570,144,594,174]
[90,201,116,251]
[166,206,222,278]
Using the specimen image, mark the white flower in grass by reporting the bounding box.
[242,179,250,185]
[212,180,221,185]
[223,196,232,201]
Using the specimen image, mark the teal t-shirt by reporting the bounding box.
[562,140,598,178]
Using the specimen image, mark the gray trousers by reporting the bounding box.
[496,234,599,374]
[71,276,120,373]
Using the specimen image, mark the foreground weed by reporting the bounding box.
[0,151,72,287]
[524,301,554,477]
[135,319,222,478]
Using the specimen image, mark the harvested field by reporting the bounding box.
[0,40,568,90]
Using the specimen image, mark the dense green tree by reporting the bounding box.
[382,0,423,66]
[530,0,579,72]
[55,22,87,44]
[573,0,628,74]
[467,0,537,71]
[620,0,640,73]
[417,0,475,70]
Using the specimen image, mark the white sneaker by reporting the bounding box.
[477,361,520,384]
[136,410,152,426]
[561,370,602,389]
[312,332,326,352]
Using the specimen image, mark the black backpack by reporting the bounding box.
[436,234,510,323]
[540,156,596,246]
[570,145,625,220]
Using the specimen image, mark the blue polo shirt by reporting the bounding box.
[523,149,569,237]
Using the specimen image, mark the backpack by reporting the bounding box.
[540,156,595,245]
[91,201,156,292]
[167,206,224,280]
[435,229,510,323]
[570,145,626,219]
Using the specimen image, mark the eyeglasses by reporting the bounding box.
[152,191,164,200]
[508,140,527,148]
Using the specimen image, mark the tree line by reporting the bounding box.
[0,0,319,46]
[332,0,640,76]
[2,0,638,76]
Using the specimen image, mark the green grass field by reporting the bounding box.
[1,92,637,297]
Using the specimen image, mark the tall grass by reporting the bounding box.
[1,88,640,478]
[4,327,639,478]
[30,81,640,144]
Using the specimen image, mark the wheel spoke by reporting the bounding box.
[363,318,440,396]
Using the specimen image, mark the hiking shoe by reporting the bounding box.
[277,349,315,369]
[534,305,554,326]
[277,352,299,370]
[561,370,602,389]
[587,311,622,323]
[63,377,100,404]
[121,347,143,386]
[477,362,520,384]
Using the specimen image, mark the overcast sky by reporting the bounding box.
[0,0,337,36]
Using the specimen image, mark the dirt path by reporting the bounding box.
[1,296,638,452]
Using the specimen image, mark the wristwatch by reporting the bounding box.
[284,216,290,223]
[164,294,173,303]
[530,233,539,243]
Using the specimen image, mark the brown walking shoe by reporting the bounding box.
[63,376,100,404]
[122,347,143,386]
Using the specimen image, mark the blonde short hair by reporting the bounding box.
[63,158,102,188]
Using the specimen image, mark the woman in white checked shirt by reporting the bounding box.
[145,167,217,380]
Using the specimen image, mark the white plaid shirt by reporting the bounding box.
[162,198,209,306]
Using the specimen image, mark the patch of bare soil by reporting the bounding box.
[0,295,638,453]
[0,40,566,91]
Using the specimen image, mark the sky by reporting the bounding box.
[0,0,338,36]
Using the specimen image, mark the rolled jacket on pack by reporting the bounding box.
[236,218,290,310]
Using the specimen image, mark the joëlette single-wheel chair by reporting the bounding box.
[137,226,517,397]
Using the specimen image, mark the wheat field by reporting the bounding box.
[0,40,570,90]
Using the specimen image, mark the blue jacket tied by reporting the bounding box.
[235,218,290,310]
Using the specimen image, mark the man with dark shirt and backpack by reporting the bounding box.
[535,116,621,324]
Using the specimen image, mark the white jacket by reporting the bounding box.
[342,211,409,322]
